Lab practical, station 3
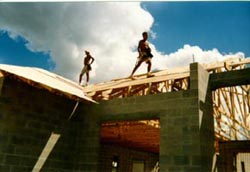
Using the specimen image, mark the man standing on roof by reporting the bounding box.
[79,50,95,86]
[129,32,154,79]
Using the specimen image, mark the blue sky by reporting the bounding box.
[0,2,249,82]
[143,2,250,56]
[0,32,53,69]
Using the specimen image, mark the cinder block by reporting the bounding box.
[4,155,20,166]
[160,155,172,165]
[169,166,182,172]
[190,62,199,70]
[183,89,198,98]
[174,155,189,165]
[192,155,202,165]
[19,157,37,167]
[184,166,201,172]
[0,153,5,164]
[0,165,10,172]
[0,144,15,154]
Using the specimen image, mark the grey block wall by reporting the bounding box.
[72,105,100,172]
[85,63,215,172]
[0,76,87,172]
[159,63,214,172]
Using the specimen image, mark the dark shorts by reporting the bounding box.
[87,64,92,71]
[80,65,91,75]
[141,50,153,61]
[141,56,152,61]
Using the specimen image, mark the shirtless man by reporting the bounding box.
[79,50,95,86]
[129,32,153,79]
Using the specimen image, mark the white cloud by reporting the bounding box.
[0,2,154,83]
[0,2,246,84]
[151,44,245,71]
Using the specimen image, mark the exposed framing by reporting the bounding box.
[85,57,250,146]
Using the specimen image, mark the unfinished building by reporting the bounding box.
[0,57,249,172]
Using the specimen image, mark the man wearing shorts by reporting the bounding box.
[79,50,95,86]
[129,32,153,79]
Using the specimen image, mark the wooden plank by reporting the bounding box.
[84,66,189,93]
[230,87,237,139]
[234,87,245,128]
[113,73,189,89]
[85,72,189,93]
[221,87,232,115]
[214,131,230,141]
[241,85,249,93]
[242,87,247,127]
[218,119,249,139]
[84,79,128,92]
[204,57,250,71]
[224,62,232,71]
[128,85,148,96]
[216,107,249,137]
[213,86,250,140]
[110,88,129,99]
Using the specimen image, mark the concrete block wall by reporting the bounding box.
[85,62,214,172]
[72,105,100,172]
[0,76,82,172]
[190,63,214,172]
[98,144,158,172]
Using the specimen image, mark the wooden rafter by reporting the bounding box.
[213,85,250,141]
[85,57,250,99]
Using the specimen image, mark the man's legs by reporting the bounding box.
[147,60,152,73]
[79,66,87,85]
[130,59,143,78]
[86,72,90,85]
[79,74,83,84]
[146,60,154,77]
